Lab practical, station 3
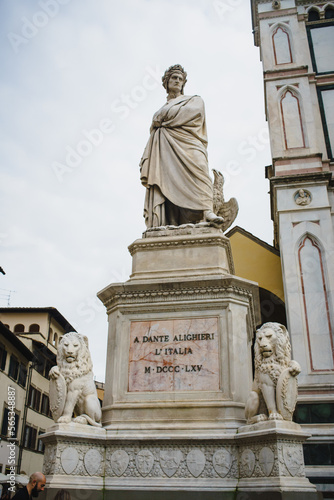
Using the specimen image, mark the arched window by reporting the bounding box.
[53,333,58,347]
[298,235,334,371]
[325,6,334,19]
[308,9,320,21]
[29,324,40,333]
[280,88,306,149]
[14,324,24,333]
[272,25,293,65]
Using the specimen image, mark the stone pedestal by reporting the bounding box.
[129,224,235,280]
[235,420,318,499]
[41,226,319,498]
[97,226,260,435]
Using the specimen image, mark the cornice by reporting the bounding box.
[269,170,332,186]
[129,235,230,255]
[98,279,260,331]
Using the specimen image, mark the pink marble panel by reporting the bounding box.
[128,318,219,392]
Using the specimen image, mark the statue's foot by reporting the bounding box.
[73,415,88,425]
[204,210,224,227]
[269,412,283,420]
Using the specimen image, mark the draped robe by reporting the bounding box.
[140,95,213,228]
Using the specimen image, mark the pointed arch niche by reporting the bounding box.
[298,235,334,371]
[272,24,293,65]
[280,87,306,149]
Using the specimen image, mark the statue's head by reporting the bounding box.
[162,64,187,95]
[57,332,93,378]
[254,322,291,369]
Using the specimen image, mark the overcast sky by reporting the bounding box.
[0,0,273,381]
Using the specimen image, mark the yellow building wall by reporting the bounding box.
[229,231,285,302]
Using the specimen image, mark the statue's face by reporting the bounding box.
[257,328,277,358]
[62,336,81,363]
[168,71,184,94]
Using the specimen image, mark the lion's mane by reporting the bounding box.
[57,332,93,383]
[254,322,291,383]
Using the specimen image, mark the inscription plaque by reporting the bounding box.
[128,318,219,392]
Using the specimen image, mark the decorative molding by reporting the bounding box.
[272,24,293,65]
[280,88,306,149]
[100,283,257,329]
[298,235,334,372]
[129,237,230,254]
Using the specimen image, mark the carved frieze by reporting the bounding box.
[103,443,237,479]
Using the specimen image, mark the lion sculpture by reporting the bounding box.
[245,322,301,424]
[49,332,102,427]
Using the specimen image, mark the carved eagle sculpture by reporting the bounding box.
[212,169,239,232]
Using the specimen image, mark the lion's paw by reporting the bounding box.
[248,414,268,424]
[73,416,88,425]
[49,366,60,379]
[257,414,268,422]
[289,361,301,377]
[57,415,72,424]
[269,412,283,420]
[255,414,268,423]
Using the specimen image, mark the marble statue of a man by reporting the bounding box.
[140,64,224,228]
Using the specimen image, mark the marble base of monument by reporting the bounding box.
[98,226,259,434]
[41,421,319,499]
[235,420,318,498]
[41,226,319,498]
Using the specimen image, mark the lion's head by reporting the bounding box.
[254,322,291,380]
[57,332,93,382]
